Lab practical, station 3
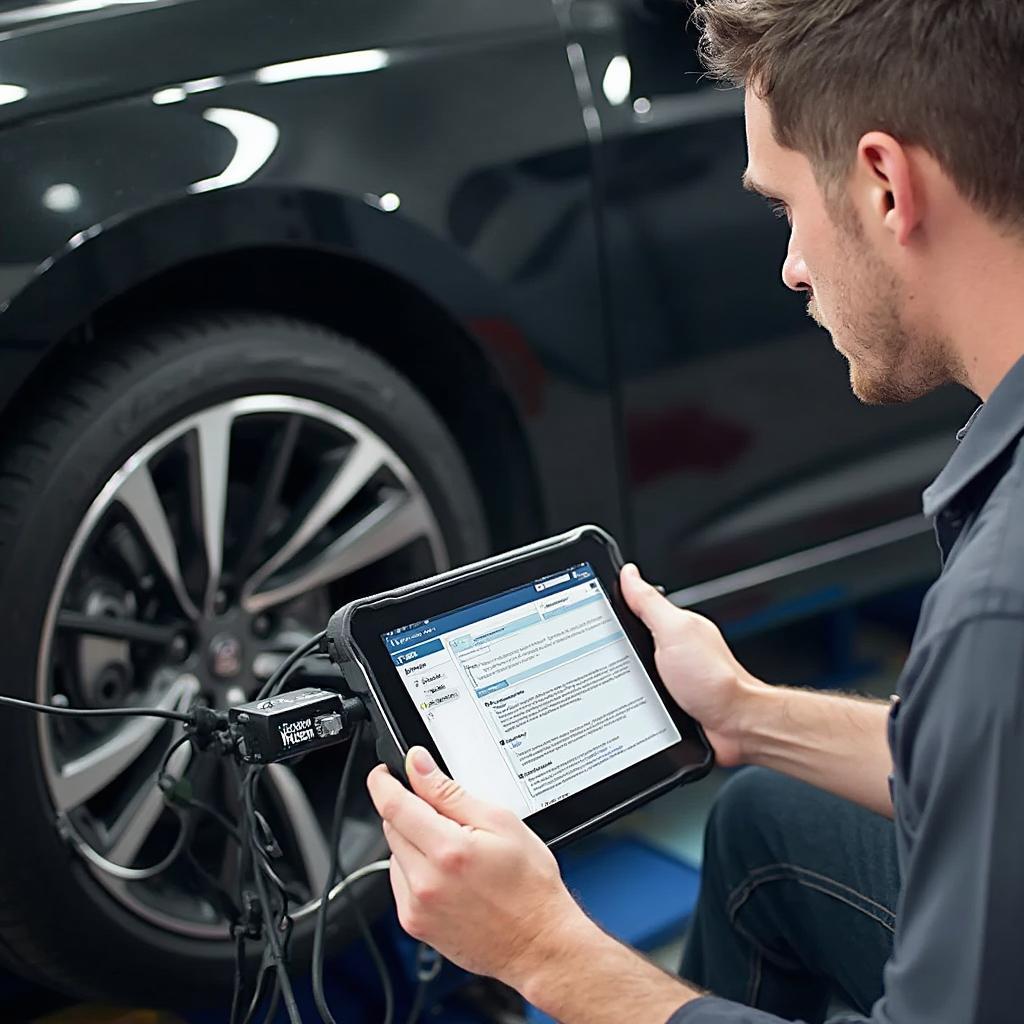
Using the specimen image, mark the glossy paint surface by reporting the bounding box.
[0,0,971,609]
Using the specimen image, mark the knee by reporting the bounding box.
[702,767,788,874]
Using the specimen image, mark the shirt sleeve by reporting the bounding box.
[665,996,869,1023]
[664,613,1024,1024]
[665,996,818,1023]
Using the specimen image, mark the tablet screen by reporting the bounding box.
[381,561,681,818]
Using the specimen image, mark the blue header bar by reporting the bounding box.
[383,561,596,655]
[390,638,445,665]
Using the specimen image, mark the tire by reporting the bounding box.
[0,313,489,1004]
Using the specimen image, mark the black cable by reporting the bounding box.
[5,633,358,1023]
[230,762,258,1024]
[157,732,193,785]
[405,981,427,1024]
[339,844,394,1024]
[252,844,295,903]
[0,692,189,722]
[256,631,326,702]
[240,948,275,1024]
[244,768,304,1024]
[159,736,238,833]
[244,771,291,1010]
[249,826,301,1024]
[164,757,248,924]
[405,944,442,1024]
[312,722,363,1024]
[184,848,241,924]
[312,722,394,1024]
[57,805,192,881]
[176,793,244,845]
[260,976,281,1024]
[175,785,293,899]
[229,927,247,1024]
[57,732,200,882]
[231,787,297,1024]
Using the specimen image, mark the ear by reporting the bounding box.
[854,131,921,245]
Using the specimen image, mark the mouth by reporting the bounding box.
[806,300,845,353]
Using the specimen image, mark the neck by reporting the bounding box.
[929,223,1024,401]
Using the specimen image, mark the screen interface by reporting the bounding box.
[381,562,681,818]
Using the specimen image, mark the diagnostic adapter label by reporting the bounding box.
[279,718,315,749]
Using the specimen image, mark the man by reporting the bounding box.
[367,1,1024,1020]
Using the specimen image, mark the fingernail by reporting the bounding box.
[410,747,436,775]
[623,562,639,578]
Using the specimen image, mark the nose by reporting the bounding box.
[782,235,811,294]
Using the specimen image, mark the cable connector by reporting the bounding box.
[340,695,369,726]
[185,705,230,749]
[229,687,369,765]
[233,891,264,942]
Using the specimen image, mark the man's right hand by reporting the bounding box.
[620,562,764,767]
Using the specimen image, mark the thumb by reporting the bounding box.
[620,563,683,642]
[405,746,492,827]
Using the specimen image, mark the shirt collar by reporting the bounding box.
[923,354,1024,517]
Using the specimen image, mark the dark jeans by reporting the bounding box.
[680,768,900,1023]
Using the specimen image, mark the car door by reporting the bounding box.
[565,0,973,608]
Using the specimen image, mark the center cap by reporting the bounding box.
[208,633,244,679]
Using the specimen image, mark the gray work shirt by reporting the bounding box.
[670,355,1024,1024]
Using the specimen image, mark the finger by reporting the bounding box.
[389,842,439,945]
[405,747,500,828]
[368,761,461,847]
[620,563,683,641]
[388,849,415,921]
[382,818,430,870]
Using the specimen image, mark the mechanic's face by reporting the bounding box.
[743,90,948,404]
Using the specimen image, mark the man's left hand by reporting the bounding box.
[366,746,592,989]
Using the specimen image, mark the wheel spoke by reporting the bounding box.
[242,489,437,615]
[240,436,387,609]
[105,740,192,867]
[116,464,201,621]
[193,406,234,617]
[57,611,183,646]
[234,414,303,582]
[50,675,200,812]
[263,762,331,895]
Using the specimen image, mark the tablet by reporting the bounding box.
[325,525,713,847]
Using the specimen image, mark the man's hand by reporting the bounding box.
[366,747,594,989]
[620,563,763,766]
[367,749,701,1023]
[621,563,895,815]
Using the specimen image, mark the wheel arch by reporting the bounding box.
[0,186,545,551]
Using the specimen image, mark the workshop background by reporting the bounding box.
[0,1,970,1022]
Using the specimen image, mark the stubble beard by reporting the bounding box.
[810,233,957,405]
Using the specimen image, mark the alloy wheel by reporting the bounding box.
[36,394,448,938]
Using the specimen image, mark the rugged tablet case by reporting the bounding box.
[324,524,713,848]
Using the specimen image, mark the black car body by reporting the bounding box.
[0,0,970,1005]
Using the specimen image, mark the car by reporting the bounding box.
[0,0,972,1007]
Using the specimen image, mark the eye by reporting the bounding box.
[770,201,791,224]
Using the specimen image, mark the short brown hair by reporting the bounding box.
[692,0,1024,231]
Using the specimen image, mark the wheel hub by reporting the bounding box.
[207,631,244,680]
[197,604,276,706]
[198,605,252,681]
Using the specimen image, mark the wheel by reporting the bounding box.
[0,313,489,1004]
